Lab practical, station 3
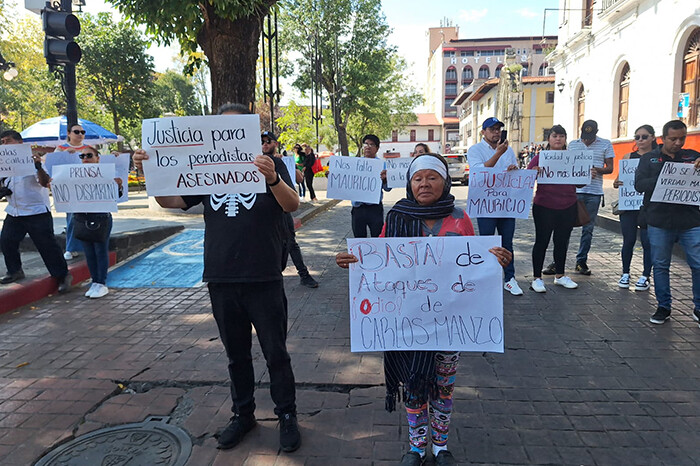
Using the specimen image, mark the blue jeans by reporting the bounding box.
[576,193,601,264]
[647,225,700,311]
[477,217,515,282]
[619,211,651,276]
[65,213,84,253]
[81,215,112,285]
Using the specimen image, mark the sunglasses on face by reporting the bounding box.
[72,130,86,135]
[79,153,94,159]
[634,134,650,141]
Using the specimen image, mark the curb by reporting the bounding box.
[294,199,341,229]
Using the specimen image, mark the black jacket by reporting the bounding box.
[634,146,700,230]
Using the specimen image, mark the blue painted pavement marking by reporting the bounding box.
[107,229,204,288]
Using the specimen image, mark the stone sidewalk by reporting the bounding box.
[0,197,699,465]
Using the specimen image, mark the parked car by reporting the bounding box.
[444,154,469,185]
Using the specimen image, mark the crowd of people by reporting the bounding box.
[1,106,699,465]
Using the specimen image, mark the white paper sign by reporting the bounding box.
[51,164,119,213]
[44,151,81,177]
[385,157,412,189]
[99,153,131,202]
[282,156,297,188]
[141,115,266,196]
[347,236,504,353]
[327,156,384,204]
[0,144,35,177]
[618,159,643,211]
[650,162,700,206]
[537,150,594,185]
[467,168,536,219]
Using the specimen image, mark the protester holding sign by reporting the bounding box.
[612,125,655,291]
[467,117,523,296]
[634,120,700,326]
[76,146,122,299]
[302,144,317,201]
[350,134,391,238]
[527,125,579,293]
[0,130,71,292]
[132,103,302,453]
[336,153,511,466]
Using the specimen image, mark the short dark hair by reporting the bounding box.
[0,130,22,143]
[662,119,686,137]
[217,102,251,115]
[363,134,380,148]
[82,145,99,156]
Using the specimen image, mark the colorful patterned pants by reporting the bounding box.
[405,352,459,454]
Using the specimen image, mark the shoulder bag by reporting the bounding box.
[73,213,111,243]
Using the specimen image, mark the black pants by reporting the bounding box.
[532,203,577,277]
[1,212,68,279]
[351,204,384,238]
[304,169,316,200]
[208,281,296,417]
[282,213,309,277]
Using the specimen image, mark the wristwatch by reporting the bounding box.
[267,173,281,187]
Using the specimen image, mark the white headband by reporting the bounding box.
[408,156,448,181]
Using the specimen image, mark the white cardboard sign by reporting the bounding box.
[467,168,537,219]
[327,156,384,204]
[141,115,266,196]
[282,156,297,188]
[347,236,504,353]
[99,153,131,203]
[650,162,700,206]
[618,159,643,211]
[0,144,35,177]
[384,157,412,189]
[44,151,81,177]
[537,150,594,185]
[51,164,119,213]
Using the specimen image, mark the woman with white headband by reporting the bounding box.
[337,153,512,466]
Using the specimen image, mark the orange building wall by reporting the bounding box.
[606,130,700,179]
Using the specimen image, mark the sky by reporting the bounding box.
[9,0,559,108]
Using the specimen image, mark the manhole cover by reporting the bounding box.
[35,416,192,466]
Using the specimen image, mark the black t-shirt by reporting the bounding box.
[182,156,294,283]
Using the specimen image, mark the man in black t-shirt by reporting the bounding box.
[133,104,302,453]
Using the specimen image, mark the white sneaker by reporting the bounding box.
[618,273,630,289]
[530,278,546,293]
[554,276,578,289]
[504,278,523,296]
[84,282,99,298]
[89,283,109,299]
[63,251,73,260]
[634,276,650,292]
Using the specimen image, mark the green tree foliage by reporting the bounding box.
[77,13,157,149]
[108,0,277,110]
[153,70,202,116]
[276,100,337,152]
[280,0,421,156]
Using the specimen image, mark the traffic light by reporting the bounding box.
[42,7,82,66]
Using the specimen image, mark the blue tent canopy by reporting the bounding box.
[20,117,122,146]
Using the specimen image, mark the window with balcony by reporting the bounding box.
[617,63,630,138]
[445,83,458,96]
[444,99,457,117]
[462,66,474,84]
[445,66,457,81]
[478,65,490,79]
[681,28,700,128]
[576,84,586,137]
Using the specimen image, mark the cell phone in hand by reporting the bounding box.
[500,129,508,144]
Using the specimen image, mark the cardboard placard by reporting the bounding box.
[51,164,119,213]
[537,150,593,185]
[327,156,384,204]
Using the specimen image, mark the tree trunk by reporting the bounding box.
[332,101,349,156]
[197,2,275,113]
[112,108,123,152]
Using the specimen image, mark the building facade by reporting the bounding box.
[379,113,442,157]
[548,0,700,162]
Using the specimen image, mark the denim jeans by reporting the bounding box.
[477,217,516,282]
[619,211,651,276]
[576,193,601,264]
[647,225,700,311]
[81,215,112,285]
[65,212,84,253]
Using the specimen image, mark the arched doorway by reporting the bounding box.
[681,28,700,128]
[576,84,586,137]
[617,63,630,138]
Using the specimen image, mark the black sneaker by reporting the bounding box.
[650,307,671,325]
[57,274,73,293]
[279,413,301,452]
[575,262,591,276]
[435,450,457,466]
[541,262,556,275]
[399,451,424,466]
[217,414,256,450]
[300,274,319,288]
[0,269,25,284]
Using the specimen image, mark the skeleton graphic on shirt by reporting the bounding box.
[210,193,257,217]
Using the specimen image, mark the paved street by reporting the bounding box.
[0,190,699,465]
